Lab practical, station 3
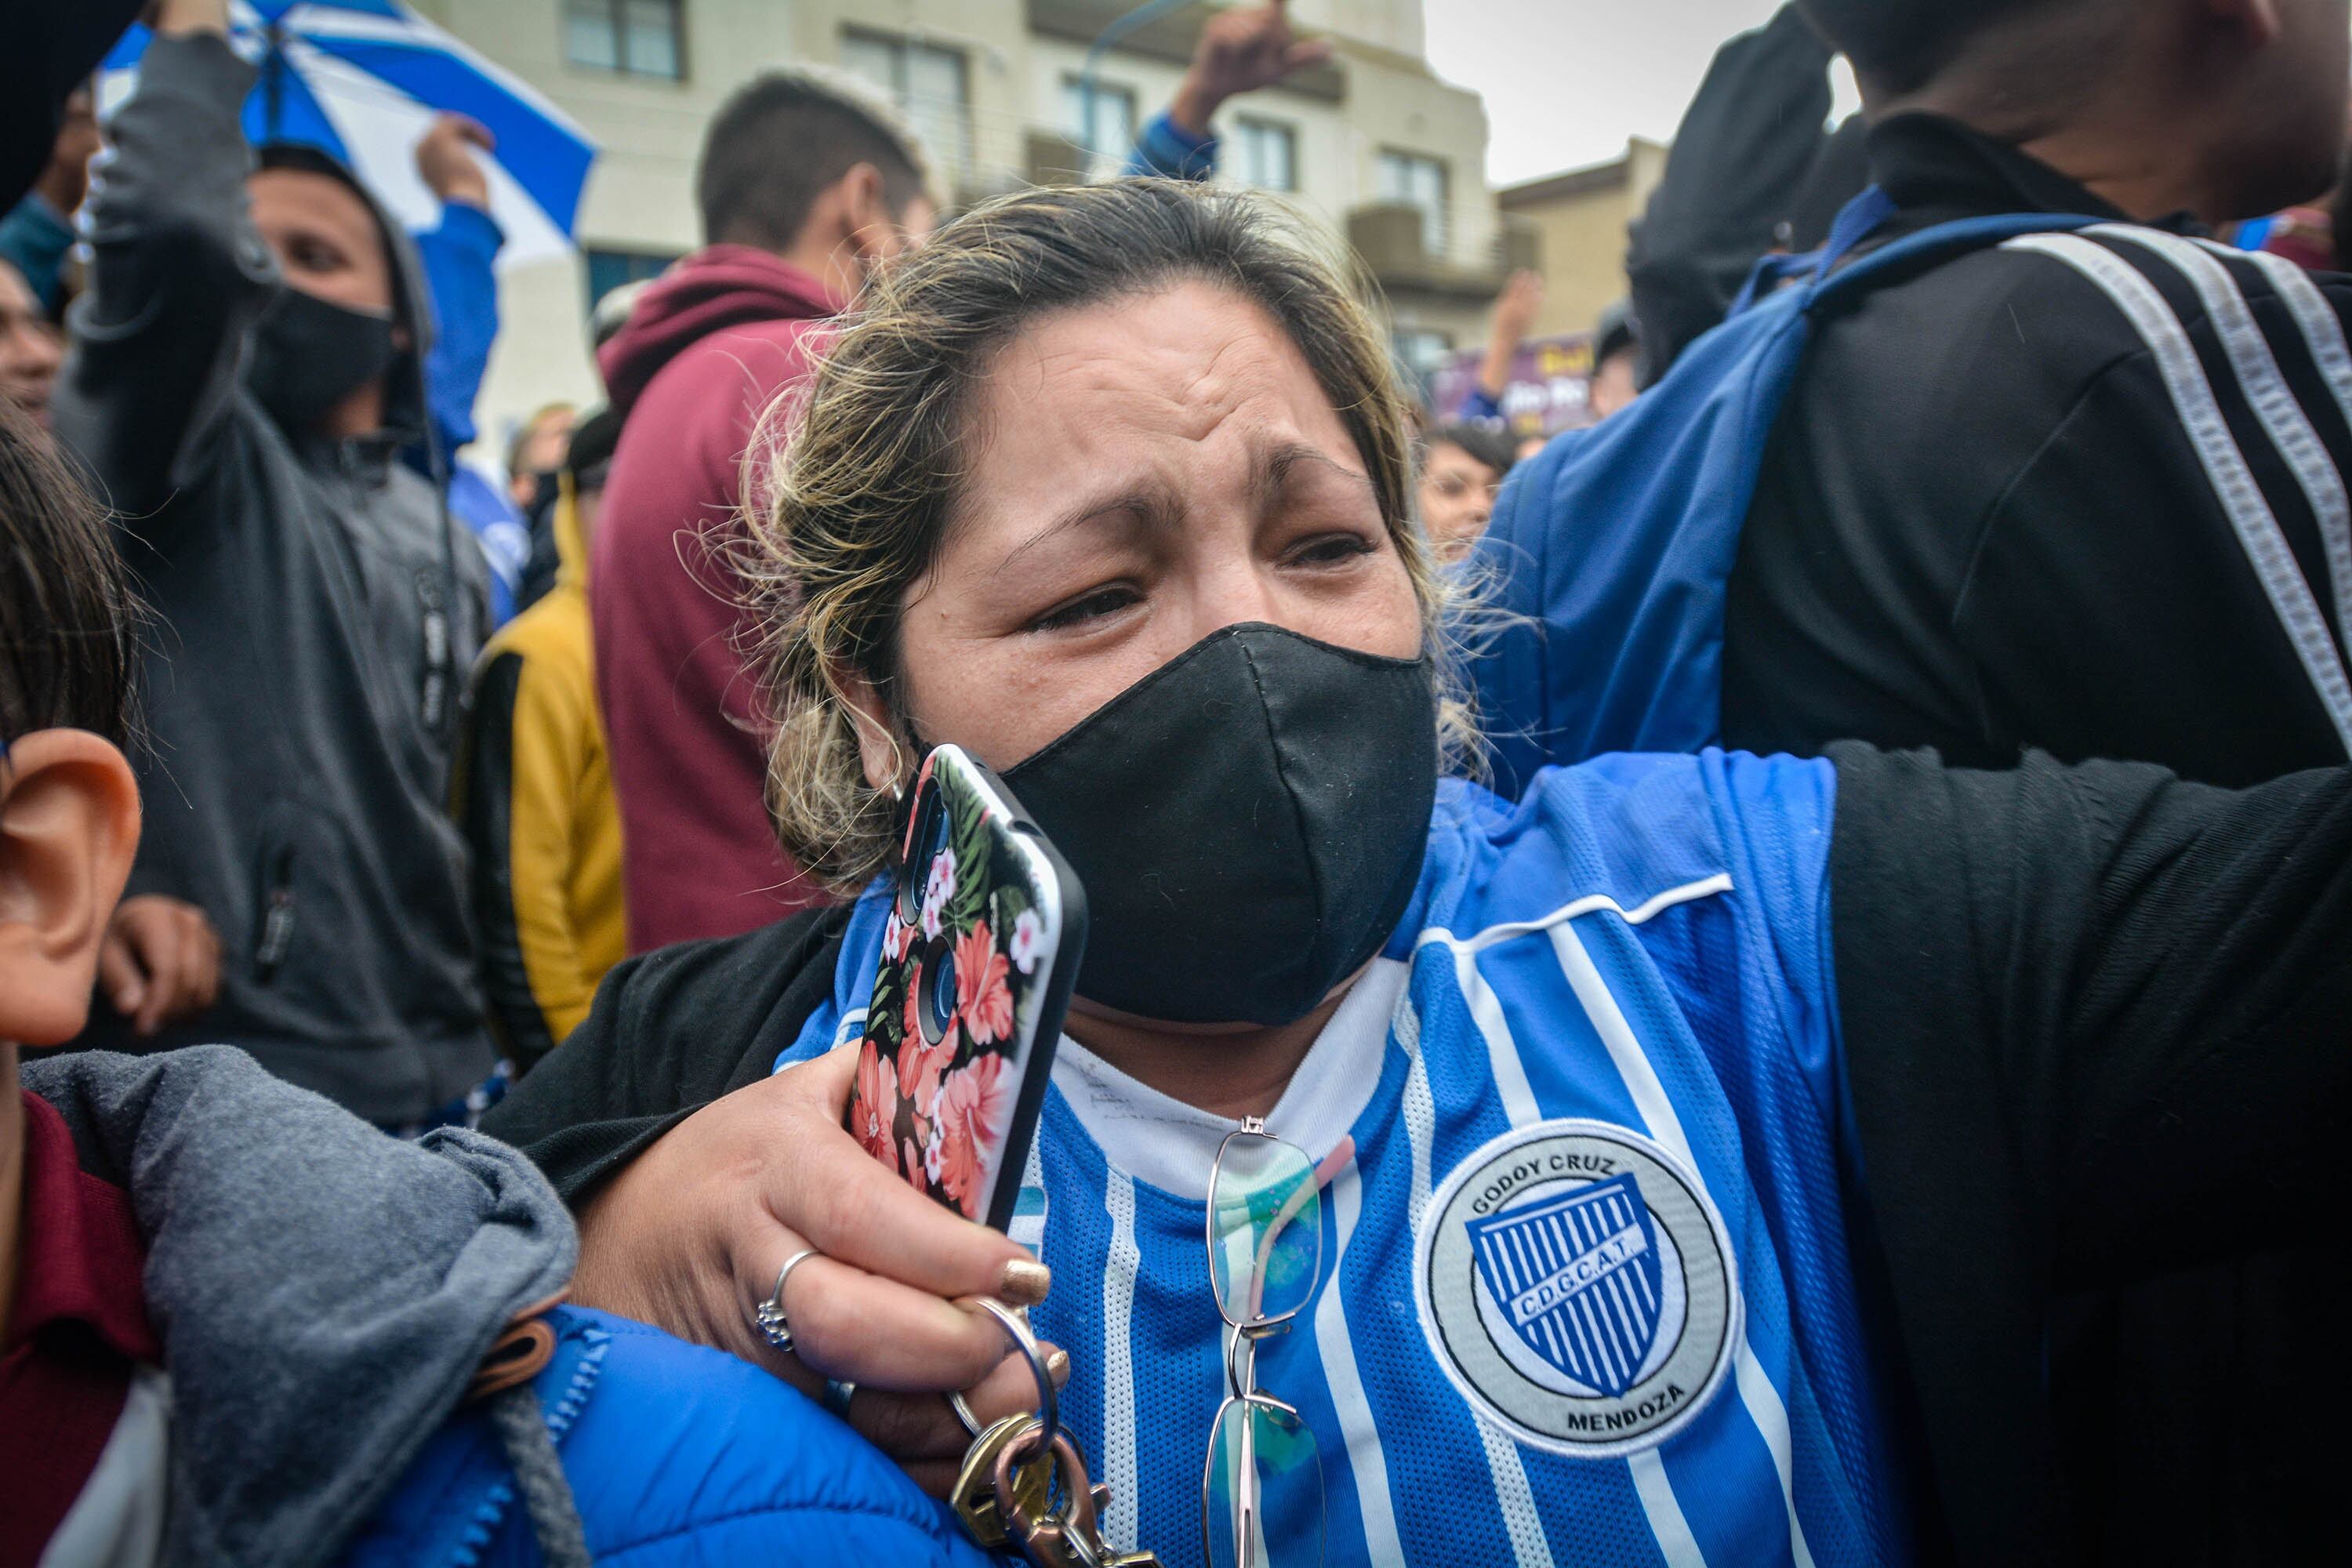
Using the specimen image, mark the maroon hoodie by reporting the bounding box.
[591,246,840,951]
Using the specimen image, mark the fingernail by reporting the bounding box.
[117,985,142,1011]
[1047,1347,1070,1385]
[998,1258,1051,1307]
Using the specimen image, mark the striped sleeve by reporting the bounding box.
[1998,227,2352,752]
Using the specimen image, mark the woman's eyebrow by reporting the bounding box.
[993,488,1170,577]
[1258,441,1374,509]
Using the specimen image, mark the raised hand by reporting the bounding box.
[1170,0,1336,137]
[1494,269,1545,343]
[415,113,495,211]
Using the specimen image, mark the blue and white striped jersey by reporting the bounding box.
[788,751,1905,1567]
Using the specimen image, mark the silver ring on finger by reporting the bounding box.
[752,1247,822,1352]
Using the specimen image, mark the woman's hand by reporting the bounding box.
[572,1041,1063,1494]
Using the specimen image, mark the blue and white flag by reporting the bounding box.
[101,1,597,269]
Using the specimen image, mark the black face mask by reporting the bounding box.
[1000,622,1439,1026]
[246,286,397,434]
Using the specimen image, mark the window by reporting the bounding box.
[564,0,684,81]
[1232,118,1297,194]
[1059,76,1138,179]
[1392,327,1454,379]
[585,248,678,317]
[1376,150,1449,257]
[841,30,971,181]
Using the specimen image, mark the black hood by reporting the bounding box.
[252,140,437,446]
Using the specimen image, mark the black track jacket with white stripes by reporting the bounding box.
[1722,114,2352,1564]
[1725,113,2352,787]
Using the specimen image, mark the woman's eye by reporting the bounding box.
[1030,586,1138,632]
[1291,533,1379,568]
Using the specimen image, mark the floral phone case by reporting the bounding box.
[844,746,1087,1230]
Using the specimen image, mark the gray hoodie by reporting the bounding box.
[56,31,494,1123]
[24,1046,574,1568]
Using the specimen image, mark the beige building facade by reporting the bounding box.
[1497,136,1667,344]
[407,0,1513,452]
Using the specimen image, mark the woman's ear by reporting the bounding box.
[0,730,140,1048]
[829,658,906,797]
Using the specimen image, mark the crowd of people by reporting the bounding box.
[5,1,2352,1565]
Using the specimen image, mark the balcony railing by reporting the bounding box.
[1347,204,1540,301]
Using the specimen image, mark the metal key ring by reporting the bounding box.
[961,1294,1058,1452]
[994,1425,1102,1562]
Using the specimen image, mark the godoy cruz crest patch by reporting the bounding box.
[1415,1120,1738,1457]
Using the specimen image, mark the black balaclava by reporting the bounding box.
[246,143,407,437]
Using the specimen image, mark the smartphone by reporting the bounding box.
[844,745,1086,1232]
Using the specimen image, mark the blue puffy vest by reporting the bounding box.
[342,1307,1000,1566]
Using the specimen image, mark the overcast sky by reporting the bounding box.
[1421,1,1861,188]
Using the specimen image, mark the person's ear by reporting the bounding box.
[0,730,140,1047]
[839,163,899,266]
[830,657,907,796]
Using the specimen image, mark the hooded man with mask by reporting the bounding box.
[53,0,494,1128]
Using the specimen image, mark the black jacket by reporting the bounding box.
[55,32,493,1123]
[1724,114,2352,786]
[1626,4,1867,387]
[1721,114,2352,1563]
[484,747,2352,1567]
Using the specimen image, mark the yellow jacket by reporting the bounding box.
[453,481,624,1066]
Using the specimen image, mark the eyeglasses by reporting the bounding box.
[1200,1118,1334,1568]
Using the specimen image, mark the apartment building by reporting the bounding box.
[1497,137,1668,343]
[406,0,1518,445]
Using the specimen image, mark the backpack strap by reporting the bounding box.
[1729,186,2104,318]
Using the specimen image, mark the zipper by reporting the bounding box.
[255,841,296,980]
[417,568,450,733]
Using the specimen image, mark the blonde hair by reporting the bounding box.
[743,178,1476,895]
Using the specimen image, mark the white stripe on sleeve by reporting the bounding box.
[2205,236,2352,647]
[2004,232,2352,753]
[2096,227,2352,661]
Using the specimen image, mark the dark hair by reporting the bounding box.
[0,400,136,751]
[564,405,622,488]
[1425,422,1515,480]
[695,70,932,250]
[1797,0,2062,93]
